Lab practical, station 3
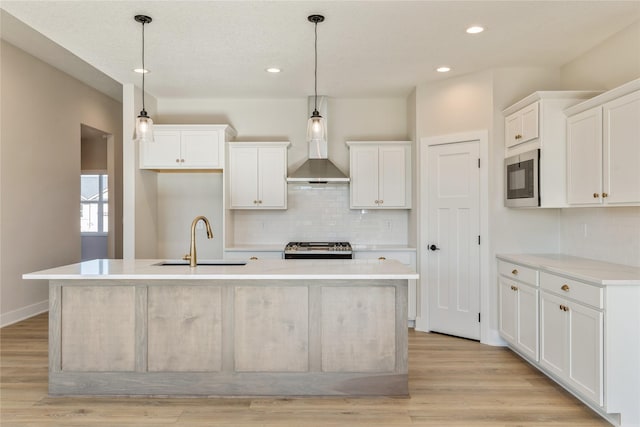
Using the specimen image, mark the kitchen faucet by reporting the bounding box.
[183,215,213,267]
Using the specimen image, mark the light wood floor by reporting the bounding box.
[1,313,608,426]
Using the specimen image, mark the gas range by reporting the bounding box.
[284,242,353,259]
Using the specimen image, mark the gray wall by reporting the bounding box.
[0,41,123,326]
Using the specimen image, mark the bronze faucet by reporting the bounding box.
[183,216,213,267]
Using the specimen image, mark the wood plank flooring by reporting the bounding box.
[1,313,609,426]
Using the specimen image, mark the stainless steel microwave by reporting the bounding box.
[505,149,539,207]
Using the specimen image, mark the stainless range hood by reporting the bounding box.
[287,96,349,183]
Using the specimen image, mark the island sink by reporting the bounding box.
[155,260,247,266]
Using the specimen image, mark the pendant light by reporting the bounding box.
[134,15,154,143]
[306,14,327,145]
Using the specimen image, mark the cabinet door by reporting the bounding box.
[350,146,379,208]
[228,147,258,208]
[603,90,640,205]
[505,111,523,148]
[568,301,603,406]
[181,131,221,168]
[258,147,287,209]
[378,146,407,208]
[520,102,539,144]
[140,130,182,168]
[517,282,539,361]
[498,278,518,345]
[540,292,568,378]
[567,107,603,205]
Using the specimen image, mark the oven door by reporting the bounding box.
[504,149,539,207]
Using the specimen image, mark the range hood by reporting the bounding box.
[287,96,349,183]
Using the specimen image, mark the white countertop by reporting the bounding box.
[23,258,419,281]
[497,253,640,285]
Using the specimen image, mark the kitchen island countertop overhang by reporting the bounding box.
[23,258,419,281]
[24,259,417,397]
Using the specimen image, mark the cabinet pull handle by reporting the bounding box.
[511,269,518,275]
[378,256,386,261]
[249,256,258,260]
[602,192,608,198]
[593,193,600,198]
[561,284,570,292]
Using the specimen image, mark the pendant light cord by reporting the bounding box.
[141,20,146,112]
[313,20,318,112]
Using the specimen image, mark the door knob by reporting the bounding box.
[429,244,440,251]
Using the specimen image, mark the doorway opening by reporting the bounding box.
[80,124,113,260]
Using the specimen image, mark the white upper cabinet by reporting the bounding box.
[505,101,539,148]
[227,142,289,210]
[565,80,640,206]
[346,141,412,209]
[139,124,236,169]
[503,91,601,207]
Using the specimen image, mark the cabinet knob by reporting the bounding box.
[511,269,518,275]
[379,200,384,204]
[515,134,522,140]
[258,200,262,204]
[593,193,600,198]
[561,284,570,292]
[511,285,518,291]
[249,256,258,260]
[176,158,180,163]
[564,305,569,312]
[374,200,379,204]
[180,159,185,163]
[602,192,608,198]
[378,256,386,261]
[253,200,258,204]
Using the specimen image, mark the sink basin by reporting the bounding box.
[155,260,247,266]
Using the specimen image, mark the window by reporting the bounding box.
[81,174,108,234]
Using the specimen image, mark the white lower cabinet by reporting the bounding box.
[540,289,603,406]
[354,250,416,321]
[498,262,538,362]
[497,256,640,427]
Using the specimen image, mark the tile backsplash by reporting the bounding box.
[230,184,409,246]
[559,207,640,267]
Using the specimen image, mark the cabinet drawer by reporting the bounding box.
[498,261,538,286]
[540,272,603,309]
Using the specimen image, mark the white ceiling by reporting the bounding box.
[1,1,639,101]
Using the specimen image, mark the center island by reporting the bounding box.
[23,258,418,397]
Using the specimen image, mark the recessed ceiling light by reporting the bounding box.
[466,26,484,34]
[266,67,281,73]
[436,66,451,73]
[133,68,149,74]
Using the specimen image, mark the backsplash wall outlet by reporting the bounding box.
[231,184,409,245]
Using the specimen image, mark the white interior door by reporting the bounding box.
[426,140,480,340]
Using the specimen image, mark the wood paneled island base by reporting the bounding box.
[26,260,414,397]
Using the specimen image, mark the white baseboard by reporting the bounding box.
[482,328,507,347]
[414,316,429,332]
[0,300,48,328]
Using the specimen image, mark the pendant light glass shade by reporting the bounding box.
[307,15,326,146]
[134,15,154,143]
[135,110,154,143]
[307,111,326,143]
